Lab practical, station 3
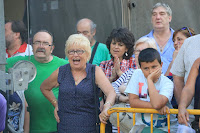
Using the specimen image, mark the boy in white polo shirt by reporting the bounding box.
[125,48,177,133]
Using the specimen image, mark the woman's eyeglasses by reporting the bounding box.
[68,50,85,55]
[181,27,192,36]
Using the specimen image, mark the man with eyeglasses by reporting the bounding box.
[142,3,174,75]
[5,21,33,58]
[6,30,68,133]
[65,18,110,66]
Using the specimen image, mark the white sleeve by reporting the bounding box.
[112,69,134,94]
[170,39,187,77]
[158,76,174,102]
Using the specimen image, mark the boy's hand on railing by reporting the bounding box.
[178,107,189,126]
[157,106,170,115]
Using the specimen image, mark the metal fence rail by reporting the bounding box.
[100,107,200,133]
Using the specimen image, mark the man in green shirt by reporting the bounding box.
[6,30,68,133]
[65,18,110,66]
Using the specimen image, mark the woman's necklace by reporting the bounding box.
[73,70,85,85]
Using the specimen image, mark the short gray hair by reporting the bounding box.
[76,18,97,33]
[134,37,157,50]
[90,20,97,34]
[152,2,172,16]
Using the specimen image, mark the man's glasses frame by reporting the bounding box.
[33,41,53,47]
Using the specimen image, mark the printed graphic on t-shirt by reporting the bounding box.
[138,82,147,98]
[141,113,167,128]
[8,92,22,131]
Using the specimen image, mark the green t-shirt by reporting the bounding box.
[65,42,111,66]
[6,55,68,133]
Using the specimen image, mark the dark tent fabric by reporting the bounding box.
[29,0,122,58]
[28,0,200,58]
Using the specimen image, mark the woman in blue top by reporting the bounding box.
[0,93,7,133]
[41,34,116,133]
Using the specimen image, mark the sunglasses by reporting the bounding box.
[181,27,192,36]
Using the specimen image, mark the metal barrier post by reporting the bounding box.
[151,114,153,133]
[117,112,120,133]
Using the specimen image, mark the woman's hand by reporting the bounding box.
[54,106,60,123]
[178,106,189,126]
[157,106,170,115]
[99,104,111,124]
[114,56,123,76]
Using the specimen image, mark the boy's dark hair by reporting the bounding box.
[138,48,161,66]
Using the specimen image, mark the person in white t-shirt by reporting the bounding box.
[125,48,178,133]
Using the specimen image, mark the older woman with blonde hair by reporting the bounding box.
[41,34,116,133]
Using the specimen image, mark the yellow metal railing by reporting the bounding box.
[100,107,200,133]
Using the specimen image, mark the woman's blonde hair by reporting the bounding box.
[65,34,91,61]
[134,37,157,50]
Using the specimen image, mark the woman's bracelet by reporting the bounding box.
[51,99,57,104]
[104,101,112,106]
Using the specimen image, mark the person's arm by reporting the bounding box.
[173,75,184,105]
[40,68,60,122]
[178,58,200,126]
[112,71,128,93]
[116,94,129,103]
[24,99,29,133]
[147,68,169,110]
[109,68,117,82]
[165,49,179,76]
[165,62,173,76]
[95,66,116,124]
[129,93,153,108]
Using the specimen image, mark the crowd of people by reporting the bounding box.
[0,2,200,133]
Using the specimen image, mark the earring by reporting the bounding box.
[125,52,128,56]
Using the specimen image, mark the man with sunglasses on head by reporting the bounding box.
[6,30,68,133]
[142,3,174,75]
[5,20,33,58]
[65,18,110,66]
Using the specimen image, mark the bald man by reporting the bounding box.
[66,18,110,66]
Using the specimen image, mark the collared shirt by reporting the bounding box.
[6,42,33,58]
[143,28,175,74]
[99,57,137,80]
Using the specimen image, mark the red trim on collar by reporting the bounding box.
[6,42,27,58]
